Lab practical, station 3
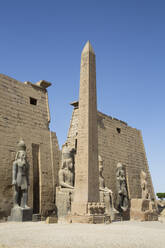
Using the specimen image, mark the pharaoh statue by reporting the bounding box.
[116,162,128,212]
[99,155,118,216]
[8,139,32,221]
[12,139,30,209]
[141,170,149,199]
[130,169,158,221]
[58,143,75,190]
[56,143,75,220]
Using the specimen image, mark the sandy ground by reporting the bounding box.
[0,221,165,248]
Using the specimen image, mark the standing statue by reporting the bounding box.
[59,143,75,189]
[141,170,149,199]
[12,139,30,209]
[99,155,118,213]
[116,162,128,212]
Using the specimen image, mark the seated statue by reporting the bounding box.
[59,157,74,190]
[99,155,118,216]
[56,143,75,221]
[141,170,149,200]
[116,162,128,212]
[12,140,30,209]
[58,143,75,190]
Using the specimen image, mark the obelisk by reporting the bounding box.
[71,41,100,218]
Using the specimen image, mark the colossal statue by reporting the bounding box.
[116,162,128,212]
[58,143,75,189]
[99,155,118,214]
[56,143,75,220]
[141,170,149,200]
[12,139,30,209]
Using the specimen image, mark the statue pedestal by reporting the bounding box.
[67,214,108,224]
[56,187,74,223]
[100,191,118,221]
[8,207,32,222]
[130,199,158,221]
[70,202,110,224]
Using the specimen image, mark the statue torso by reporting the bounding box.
[15,159,28,189]
[63,168,73,186]
[99,175,105,188]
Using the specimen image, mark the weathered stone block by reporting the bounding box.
[46,216,58,224]
[32,214,41,222]
[68,214,106,224]
[8,207,32,222]
[130,199,158,221]
[56,187,74,221]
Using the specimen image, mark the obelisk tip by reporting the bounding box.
[82,40,95,55]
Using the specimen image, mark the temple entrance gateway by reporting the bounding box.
[32,144,40,214]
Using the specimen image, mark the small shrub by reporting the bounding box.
[156,192,165,200]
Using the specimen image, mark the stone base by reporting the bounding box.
[130,209,158,221]
[122,208,130,221]
[8,207,32,222]
[67,214,109,224]
[100,191,115,221]
[56,187,74,220]
[113,212,122,222]
[32,214,41,222]
[46,216,58,224]
[130,199,158,221]
[159,216,165,222]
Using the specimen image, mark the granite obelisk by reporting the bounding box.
[71,41,100,216]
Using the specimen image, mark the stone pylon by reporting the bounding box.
[71,41,104,223]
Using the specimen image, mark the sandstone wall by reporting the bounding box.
[66,106,155,204]
[0,74,60,218]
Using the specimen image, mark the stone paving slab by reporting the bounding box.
[0,221,165,248]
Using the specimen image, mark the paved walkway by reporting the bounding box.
[0,221,165,248]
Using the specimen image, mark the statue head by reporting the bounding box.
[15,139,27,161]
[66,157,73,171]
[61,143,74,169]
[141,170,147,180]
[117,162,123,170]
[62,143,71,159]
[17,139,26,152]
[17,150,26,160]
[98,155,103,173]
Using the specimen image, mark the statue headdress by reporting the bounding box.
[17,139,26,151]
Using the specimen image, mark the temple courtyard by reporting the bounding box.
[0,221,164,248]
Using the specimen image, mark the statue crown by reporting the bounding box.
[17,139,26,151]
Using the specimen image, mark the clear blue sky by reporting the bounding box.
[1,0,165,194]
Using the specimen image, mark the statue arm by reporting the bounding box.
[99,186,105,192]
[12,162,17,185]
[26,162,30,185]
[99,186,112,194]
[59,170,74,189]
[60,182,74,189]
[116,179,122,194]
